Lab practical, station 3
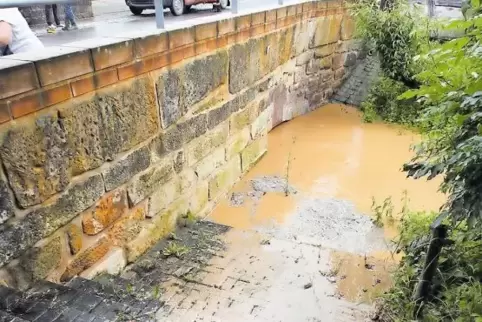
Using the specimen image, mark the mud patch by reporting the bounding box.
[329,251,396,304]
[260,197,390,254]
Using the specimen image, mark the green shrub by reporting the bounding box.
[361,76,421,125]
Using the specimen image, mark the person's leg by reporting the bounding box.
[45,5,56,33]
[45,5,52,26]
[52,4,62,27]
[63,5,78,30]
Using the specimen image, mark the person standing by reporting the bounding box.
[0,8,44,55]
[45,4,63,33]
[62,4,78,31]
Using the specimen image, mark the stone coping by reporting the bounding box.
[0,0,347,124]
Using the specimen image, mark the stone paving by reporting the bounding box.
[331,55,380,107]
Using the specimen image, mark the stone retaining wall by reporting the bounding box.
[0,0,360,289]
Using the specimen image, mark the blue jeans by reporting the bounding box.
[64,4,76,25]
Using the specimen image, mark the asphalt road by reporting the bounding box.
[37,0,305,46]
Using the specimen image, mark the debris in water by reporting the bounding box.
[327,276,337,284]
[304,282,313,289]
[364,263,375,270]
[260,239,271,245]
[250,176,297,195]
[230,192,245,206]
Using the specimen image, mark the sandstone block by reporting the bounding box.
[241,135,268,172]
[147,178,181,218]
[61,237,111,281]
[108,203,146,246]
[0,177,14,225]
[60,97,104,176]
[251,107,271,139]
[295,52,313,66]
[229,43,250,94]
[190,181,209,215]
[208,157,241,201]
[179,168,197,194]
[157,52,228,128]
[332,54,344,69]
[127,157,174,206]
[81,247,126,279]
[195,147,226,180]
[127,200,185,262]
[0,112,72,208]
[102,146,151,192]
[82,189,128,236]
[226,128,251,161]
[178,114,207,144]
[34,174,105,240]
[344,52,357,67]
[186,122,229,166]
[208,101,231,130]
[341,15,355,40]
[314,44,336,58]
[0,58,38,100]
[335,68,345,80]
[230,103,258,134]
[98,77,159,159]
[157,69,182,128]
[173,150,185,173]
[184,51,228,109]
[66,224,83,255]
[312,15,342,48]
[21,235,62,281]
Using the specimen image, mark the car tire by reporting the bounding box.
[129,6,144,15]
[170,0,185,16]
[219,0,228,9]
[185,5,192,11]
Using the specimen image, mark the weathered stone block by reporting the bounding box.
[173,150,185,173]
[190,181,209,215]
[97,77,159,159]
[157,69,182,129]
[208,157,241,201]
[229,43,250,94]
[66,224,83,255]
[295,52,313,66]
[0,173,103,266]
[157,51,228,128]
[195,147,226,180]
[82,189,127,236]
[21,235,62,281]
[314,44,336,58]
[226,128,251,161]
[251,107,271,139]
[341,15,355,40]
[186,122,229,166]
[81,247,126,279]
[127,200,185,262]
[102,146,151,192]
[344,52,357,67]
[147,178,181,218]
[208,101,231,130]
[127,157,174,206]
[61,237,111,281]
[60,99,104,176]
[335,68,345,80]
[179,168,197,194]
[0,177,14,225]
[241,136,268,172]
[332,54,345,69]
[0,112,71,208]
[312,15,343,48]
[230,103,258,134]
[178,114,208,144]
[108,203,146,246]
[184,51,228,109]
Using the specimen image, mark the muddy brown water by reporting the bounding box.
[156,104,445,321]
[210,104,443,298]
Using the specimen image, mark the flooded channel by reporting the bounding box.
[208,104,444,303]
[156,104,445,321]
